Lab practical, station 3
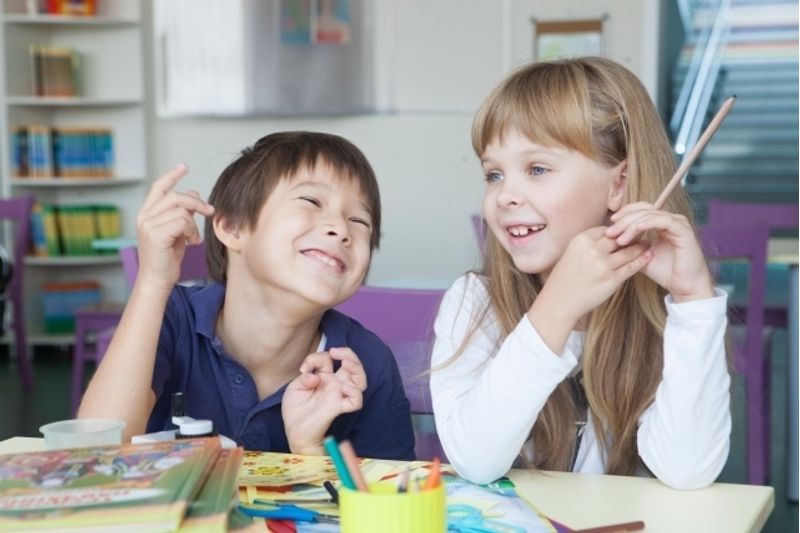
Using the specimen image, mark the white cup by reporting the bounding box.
[40,418,126,450]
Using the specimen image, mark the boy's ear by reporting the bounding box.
[212,215,243,251]
[606,160,628,212]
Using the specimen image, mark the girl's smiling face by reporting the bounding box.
[481,129,626,279]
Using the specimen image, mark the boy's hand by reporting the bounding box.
[136,164,214,293]
[606,202,714,302]
[282,347,367,456]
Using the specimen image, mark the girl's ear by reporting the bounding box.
[606,160,628,212]
[213,215,243,252]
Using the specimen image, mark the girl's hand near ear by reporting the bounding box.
[136,164,215,293]
[529,226,652,354]
[606,202,714,303]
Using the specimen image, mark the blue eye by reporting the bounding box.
[530,165,548,176]
[485,172,503,184]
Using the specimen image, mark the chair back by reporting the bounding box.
[336,286,444,413]
[119,243,208,288]
[0,196,35,388]
[335,285,446,461]
[707,199,798,231]
[699,222,776,485]
[471,214,487,251]
[699,224,769,373]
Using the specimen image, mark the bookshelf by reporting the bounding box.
[0,0,146,345]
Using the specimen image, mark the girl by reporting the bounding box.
[430,57,730,490]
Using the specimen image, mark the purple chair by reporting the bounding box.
[335,286,446,461]
[707,199,798,231]
[708,200,798,329]
[471,214,487,251]
[71,243,207,415]
[0,196,35,389]
[699,223,771,485]
[118,244,209,286]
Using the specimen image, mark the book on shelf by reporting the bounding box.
[30,202,121,257]
[0,438,221,532]
[27,0,98,16]
[29,45,81,97]
[11,125,114,179]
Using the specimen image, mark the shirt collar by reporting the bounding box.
[189,281,350,348]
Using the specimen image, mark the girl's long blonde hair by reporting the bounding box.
[468,57,694,475]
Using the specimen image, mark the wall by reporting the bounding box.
[142,0,663,287]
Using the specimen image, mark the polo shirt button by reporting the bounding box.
[234,374,244,385]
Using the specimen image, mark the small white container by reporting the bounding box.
[40,418,126,450]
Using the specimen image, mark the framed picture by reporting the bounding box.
[532,17,606,62]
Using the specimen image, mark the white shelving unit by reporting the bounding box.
[0,0,146,345]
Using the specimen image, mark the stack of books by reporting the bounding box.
[29,46,81,97]
[0,438,243,532]
[27,0,98,16]
[30,203,122,257]
[11,125,114,179]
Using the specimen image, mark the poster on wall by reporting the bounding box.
[532,18,606,62]
[281,0,351,45]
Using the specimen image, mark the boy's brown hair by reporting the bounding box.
[204,131,381,283]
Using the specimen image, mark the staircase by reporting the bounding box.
[672,0,798,212]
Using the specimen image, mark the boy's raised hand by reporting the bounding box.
[282,347,367,456]
[606,202,714,303]
[136,164,214,292]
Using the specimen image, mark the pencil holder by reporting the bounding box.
[339,482,446,533]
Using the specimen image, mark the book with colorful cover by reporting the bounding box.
[179,447,244,533]
[0,438,220,531]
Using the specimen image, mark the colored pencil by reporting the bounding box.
[423,457,441,490]
[323,436,356,490]
[337,440,368,491]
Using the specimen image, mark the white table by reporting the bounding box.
[0,437,774,533]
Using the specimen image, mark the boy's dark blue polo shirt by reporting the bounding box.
[146,282,415,460]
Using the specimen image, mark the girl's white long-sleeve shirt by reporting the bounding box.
[430,273,731,489]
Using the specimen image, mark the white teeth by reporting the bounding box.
[508,224,545,236]
[304,250,344,271]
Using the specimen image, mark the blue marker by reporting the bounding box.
[323,436,356,490]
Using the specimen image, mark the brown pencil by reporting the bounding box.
[653,95,736,210]
[573,519,646,533]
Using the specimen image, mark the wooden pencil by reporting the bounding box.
[653,95,736,210]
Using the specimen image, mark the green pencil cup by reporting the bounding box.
[339,482,446,533]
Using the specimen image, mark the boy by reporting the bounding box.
[79,132,415,460]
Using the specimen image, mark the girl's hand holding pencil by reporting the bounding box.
[606,202,714,303]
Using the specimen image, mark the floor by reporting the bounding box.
[0,339,797,532]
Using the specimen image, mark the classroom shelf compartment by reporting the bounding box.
[5,96,143,107]
[24,256,121,267]
[10,176,143,188]
[3,14,138,26]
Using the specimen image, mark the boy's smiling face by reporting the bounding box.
[232,161,373,309]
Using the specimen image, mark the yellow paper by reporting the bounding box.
[238,451,369,486]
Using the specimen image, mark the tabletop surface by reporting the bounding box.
[0,437,774,533]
